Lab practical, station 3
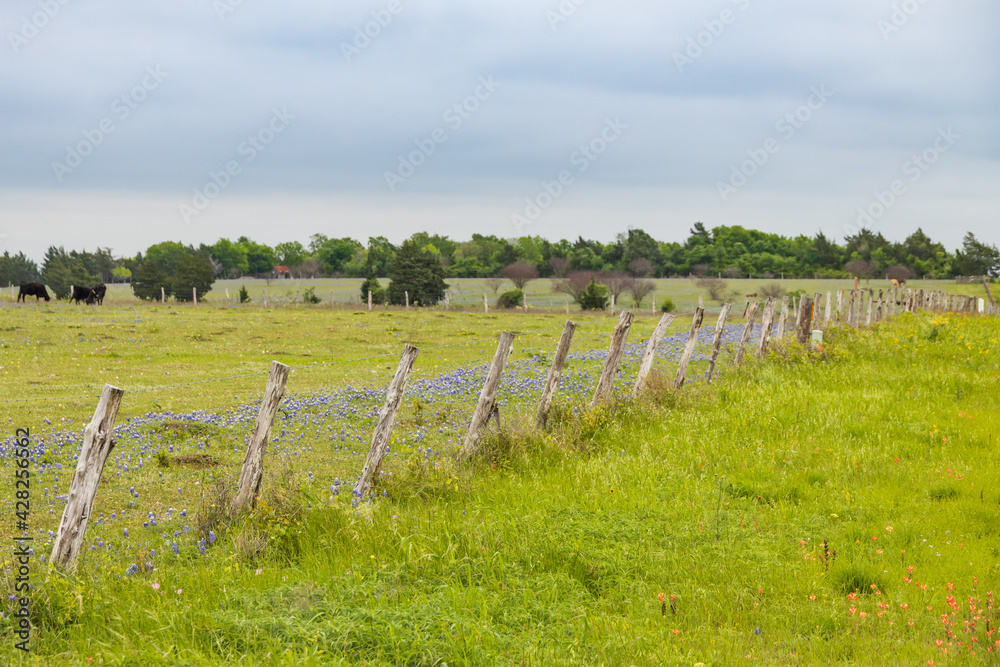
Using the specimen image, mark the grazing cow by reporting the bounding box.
[91,283,107,305]
[17,282,50,302]
[70,285,96,305]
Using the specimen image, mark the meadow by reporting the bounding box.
[0,292,998,665]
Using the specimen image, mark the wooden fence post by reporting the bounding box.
[565,295,570,315]
[161,286,165,303]
[674,308,705,388]
[706,303,732,384]
[460,332,516,460]
[50,384,125,571]
[353,345,418,500]
[445,291,450,310]
[846,290,856,326]
[836,289,844,323]
[776,296,789,339]
[536,321,577,427]
[757,298,777,358]
[633,313,676,396]
[231,361,291,513]
[193,287,198,305]
[812,293,821,325]
[824,291,832,325]
[263,289,267,308]
[405,291,409,310]
[523,292,528,312]
[225,288,230,302]
[484,292,488,314]
[797,295,814,344]
[734,301,760,366]
[875,290,884,323]
[592,311,634,406]
[864,290,874,327]
[368,290,373,311]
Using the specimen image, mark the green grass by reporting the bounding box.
[1,303,999,665]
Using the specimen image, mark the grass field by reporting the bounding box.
[1,299,998,665]
[3,277,992,314]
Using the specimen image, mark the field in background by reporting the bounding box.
[3,277,992,313]
[1,302,998,664]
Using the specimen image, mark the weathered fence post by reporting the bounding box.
[368,290,373,311]
[847,290,857,326]
[706,303,732,383]
[405,291,409,310]
[674,308,705,388]
[756,298,777,358]
[50,384,125,571]
[193,287,198,305]
[262,289,267,308]
[863,291,873,327]
[161,286,165,303]
[824,291,832,325]
[734,302,760,366]
[484,292,488,314]
[523,292,528,312]
[812,293,821,325]
[226,288,230,302]
[565,295,570,315]
[231,361,291,513]
[797,296,814,344]
[591,311,634,406]
[354,345,419,499]
[445,291,450,310]
[460,332,516,460]
[837,289,844,323]
[536,321,577,427]
[776,296,789,339]
[633,313,676,396]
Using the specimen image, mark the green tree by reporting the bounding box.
[237,237,277,275]
[317,237,363,275]
[145,241,189,275]
[0,251,39,285]
[171,253,215,301]
[211,238,249,276]
[360,275,385,304]
[274,241,307,268]
[133,260,170,300]
[386,240,448,306]
[957,233,1000,278]
[578,278,609,310]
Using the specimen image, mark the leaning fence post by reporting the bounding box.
[536,321,577,427]
[776,296,789,339]
[633,313,676,396]
[797,295,814,344]
[757,297,777,358]
[674,308,705,389]
[231,361,291,513]
[706,303,732,384]
[354,345,418,500]
[734,302,760,366]
[50,384,125,571]
[460,331,516,460]
[592,311,634,406]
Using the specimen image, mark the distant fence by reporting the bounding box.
[10,284,998,572]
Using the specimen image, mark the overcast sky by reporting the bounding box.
[1,0,997,261]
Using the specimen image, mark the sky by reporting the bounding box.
[1,0,997,261]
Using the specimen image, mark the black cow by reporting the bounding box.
[17,282,50,302]
[70,285,96,305]
[91,284,107,305]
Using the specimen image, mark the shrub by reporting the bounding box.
[579,278,609,310]
[660,298,676,313]
[759,282,785,299]
[360,276,385,304]
[301,287,321,304]
[238,285,250,303]
[496,288,524,309]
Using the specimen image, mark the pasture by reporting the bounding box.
[0,297,998,665]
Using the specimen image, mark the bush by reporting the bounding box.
[301,287,321,304]
[578,278,609,310]
[660,298,676,313]
[238,285,250,303]
[496,289,524,309]
[759,282,785,299]
[360,276,385,304]
[171,253,214,302]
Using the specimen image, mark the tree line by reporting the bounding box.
[2,225,997,303]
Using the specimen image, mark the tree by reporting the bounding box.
[600,272,632,304]
[759,282,785,299]
[317,237,362,275]
[211,238,249,277]
[0,251,39,285]
[145,241,188,275]
[365,236,396,277]
[237,237,277,276]
[172,253,215,301]
[627,278,656,307]
[552,271,597,303]
[274,241,307,269]
[628,258,654,278]
[958,233,1000,278]
[884,265,915,283]
[386,240,448,306]
[360,275,385,304]
[548,256,570,278]
[485,277,504,295]
[133,260,170,300]
[845,259,876,281]
[500,261,539,289]
[696,278,732,304]
[578,278,609,310]
[496,289,524,309]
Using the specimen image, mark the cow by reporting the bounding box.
[17,282,50,302]
[70,285,96,305]
[91,283,107,305]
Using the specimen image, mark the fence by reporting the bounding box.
[5,286,996,573]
